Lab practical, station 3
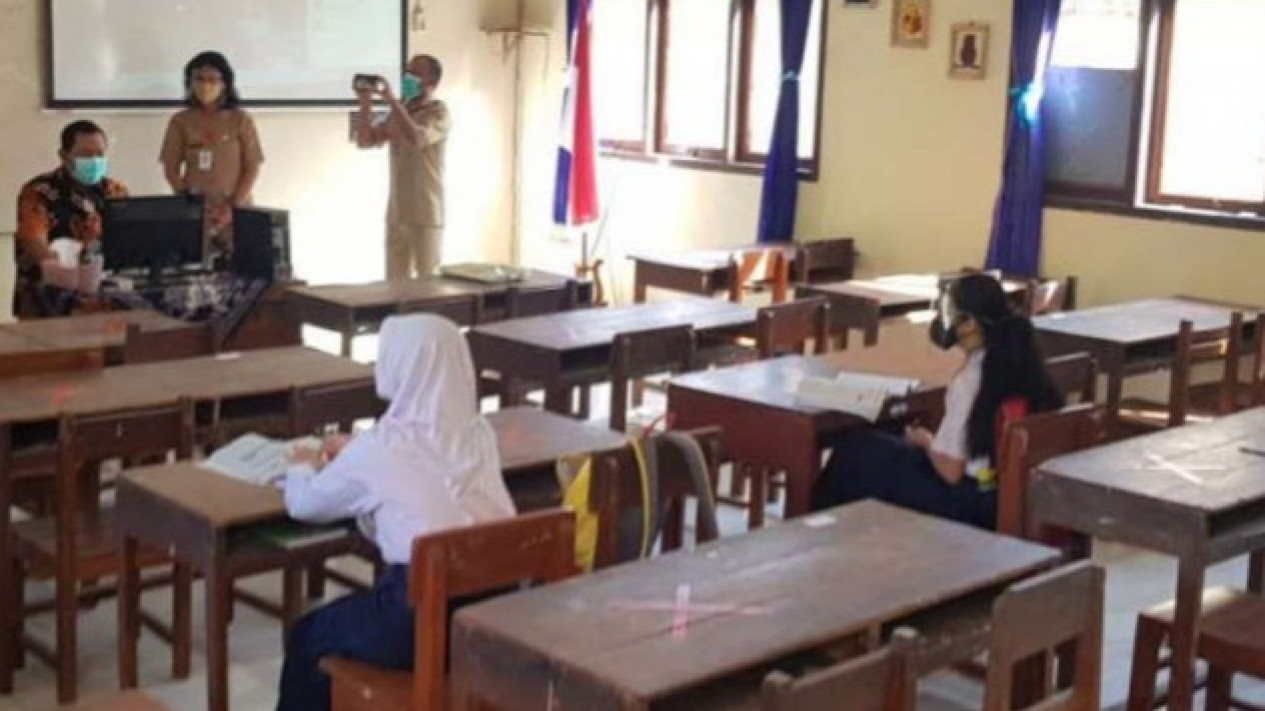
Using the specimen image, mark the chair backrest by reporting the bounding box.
[1170,313,1243,426]
[995,404,1103,547]
[733,249,792,304]
[123,320,221,364]
[793,237,857,285]
[1044,352,1097,405]
[1247,312,1265,408]
[289,380,385,437]
[505,280,579,318]
[408,509,578,711]
[762,628,917,711]
[756,296,832,359]
[983,562,1104,711]
[608,325,695,432]
[397,295,481,327]
[587,427,724,569]
[802,288,880,349]
[1026,276,1077,316]
[57,399,195,571]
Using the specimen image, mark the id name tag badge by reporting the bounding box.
[198,148,213,172]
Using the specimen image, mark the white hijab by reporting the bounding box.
[364,314,514,523]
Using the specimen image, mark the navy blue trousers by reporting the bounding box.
[276,565,415,711]
[811,430,996,529]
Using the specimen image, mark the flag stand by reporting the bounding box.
[574,228,606,306]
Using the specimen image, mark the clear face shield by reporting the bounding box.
[928,285,964,350]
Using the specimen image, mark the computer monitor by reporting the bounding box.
[232,206,291,282]
[102,195,206,275]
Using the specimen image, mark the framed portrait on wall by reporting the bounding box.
[949,22,989,79]
[890,0,930,48]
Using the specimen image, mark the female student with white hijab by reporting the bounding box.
[275,314,515,711]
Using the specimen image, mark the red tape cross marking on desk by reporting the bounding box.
[1138,453,1226,485]
[607,584,774,638]
[49,384,79,407]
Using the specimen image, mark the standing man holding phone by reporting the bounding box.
[354,55,451,280]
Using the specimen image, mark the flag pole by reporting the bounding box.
[574,225,606,306]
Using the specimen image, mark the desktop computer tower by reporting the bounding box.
[232,206,291,282]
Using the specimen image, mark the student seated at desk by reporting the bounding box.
[811,274,1062,529]
[13,120,129,318]
[276,314,516,711]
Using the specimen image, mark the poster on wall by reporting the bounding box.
[949,22,989,79]
[891,0,930,48]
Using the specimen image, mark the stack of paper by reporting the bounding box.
[794,372,920,421]
[199,433,323,487]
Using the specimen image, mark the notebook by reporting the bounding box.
[792,371,920,422]
[437,262,529,284]
[199,433,323,487]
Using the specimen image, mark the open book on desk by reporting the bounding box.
[793,372,920,422]
[199,433,324,487]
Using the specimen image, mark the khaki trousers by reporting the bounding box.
[385,223,443,279]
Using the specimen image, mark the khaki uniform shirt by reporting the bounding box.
[386,98,450,228]
[159,108,264,208]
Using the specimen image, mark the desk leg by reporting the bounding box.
[340,331,353,359]
[118,535,140,689]
[172,562,192,679]
[1166,558,1206,711]
[1248,550,1264,594]
[0,472,12,694]
[205,551,232,711]
[634,267,648,304]
[543,384,573,417]
[783,436,821,520]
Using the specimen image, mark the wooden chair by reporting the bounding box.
[200,387,295,449]
[608,325,695,433]
[800,288,880,350]
[1188,311,1265,414]
[1119,315,1244,431]
[762,628,917,711]
[755,296,832,359]
[980,562,1103,711]
[320,509,579,711]
[122,320,221,364]
[995,405,1104,555]
[792,237,857,285]
[1025,276,1077,316]
[3,402,196,704]
[731,249,792,304]
[587,428,724,569]
[1044,352,1098,405]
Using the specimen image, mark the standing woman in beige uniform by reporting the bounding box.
[160,51,264,258]
[354,54,451,279]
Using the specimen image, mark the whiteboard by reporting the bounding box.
[46,0,404,107]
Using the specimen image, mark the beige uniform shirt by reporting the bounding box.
[387,98,450,228]
[159,107,264,208]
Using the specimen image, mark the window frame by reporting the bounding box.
[1046,0,1265,223]
[597,0,828,180]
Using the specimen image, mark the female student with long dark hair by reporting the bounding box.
[811,273,1062,529]
[275,314,516,711]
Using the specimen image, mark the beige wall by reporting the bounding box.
[516,0,1265,308]
[0,0,519,319]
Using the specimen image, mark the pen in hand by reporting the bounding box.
[1239,446,1265,457]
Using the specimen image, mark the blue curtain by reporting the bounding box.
[756,0,814,244]
[983,0,1063,276]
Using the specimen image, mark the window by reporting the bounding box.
[592,0,827,176]
[1045,0,1265,218]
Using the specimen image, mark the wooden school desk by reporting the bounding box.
[468,299,757,415]
[1031,406,1265,711]
[449,500,1059,711]
[1033,296,1259,426]
[667,320,960,519]
[287,271,587,357]
[0,311,185,375]
[628,243,801,303]
[115,407,631,711]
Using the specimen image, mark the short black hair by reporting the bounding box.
[183,51,241,108]
[419,54,443,85]
[60,120,106,153]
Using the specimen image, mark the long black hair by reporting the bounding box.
[183,51,241,108]
[950,274,1063,460]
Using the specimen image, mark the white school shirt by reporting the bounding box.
[929,349,989,478]
[283,435,515,565]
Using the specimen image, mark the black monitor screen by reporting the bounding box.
[102,196,205,273]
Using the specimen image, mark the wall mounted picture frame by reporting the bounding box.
[890,0,930,48]
[949,22,989,79]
